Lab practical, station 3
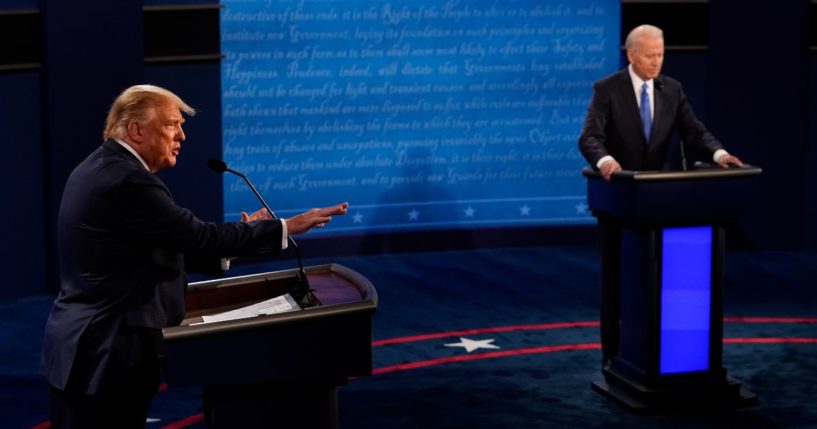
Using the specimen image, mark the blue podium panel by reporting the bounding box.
[659,226,712,374]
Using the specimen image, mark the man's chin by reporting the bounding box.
[159,158,177,171]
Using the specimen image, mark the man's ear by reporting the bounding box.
[126,121,142,143]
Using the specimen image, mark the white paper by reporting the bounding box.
[194,293,300,325]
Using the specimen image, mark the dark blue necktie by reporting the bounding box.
[640,82,651,141]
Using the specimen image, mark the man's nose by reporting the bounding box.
[177,126,186,141]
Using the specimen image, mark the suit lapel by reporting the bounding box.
[650,77,669,147]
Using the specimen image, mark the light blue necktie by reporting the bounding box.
[640,82,651,142]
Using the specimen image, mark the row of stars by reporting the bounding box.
[349,203,590,224]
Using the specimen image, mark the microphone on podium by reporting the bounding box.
[207,158,318,307]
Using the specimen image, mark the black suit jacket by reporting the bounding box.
[579,68,723,171]
[41,140,283,394]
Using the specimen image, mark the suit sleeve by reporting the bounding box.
[674,83,724,155]
[579,82,612,167]
[112,171,283,258]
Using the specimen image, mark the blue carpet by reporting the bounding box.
[4,246,816,428]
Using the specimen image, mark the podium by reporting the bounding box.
[162,264,377,428]
[583,166,761,412]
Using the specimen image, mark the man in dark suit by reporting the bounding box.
[579,24,743,181]
[578,25,743,366]
[41,84,348,428]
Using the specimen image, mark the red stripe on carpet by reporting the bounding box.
[160,413,203,429]
[29,413,205,429]
[373,317,817,347]
[724,317,817,324]
[372,337,817,375]
[372,321,600,346]
[725,337,817,344]
[372,343,601,374]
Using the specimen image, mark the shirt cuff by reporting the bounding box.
[220,258,231,271]
[713,149,729,163]
[281,219,289,250]
[596,155,614,169]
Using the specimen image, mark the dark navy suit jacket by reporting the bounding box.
[41,140,283,394]
[579,68,723,171]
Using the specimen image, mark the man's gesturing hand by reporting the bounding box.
[286,202,349,235]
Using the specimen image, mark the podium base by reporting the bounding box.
[592,368,758,414]
[203,382,339,429]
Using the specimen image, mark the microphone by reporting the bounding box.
[206,158,228,173]
[207,158,318,307]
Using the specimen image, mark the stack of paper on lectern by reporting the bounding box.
[194,293,300,325]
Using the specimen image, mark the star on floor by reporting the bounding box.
[519,204,531,216]
[464,206,475,218]
[408,208,420,220]
[444,337,501,353]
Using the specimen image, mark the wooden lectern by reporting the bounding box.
[584,166,761,413]
[162,264,377,428]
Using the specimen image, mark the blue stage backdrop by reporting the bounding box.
[221,0,619,235]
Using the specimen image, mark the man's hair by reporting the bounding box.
[103,84,195,140]
[625,24,664,53]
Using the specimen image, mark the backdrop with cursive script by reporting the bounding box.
[221,0,619,235]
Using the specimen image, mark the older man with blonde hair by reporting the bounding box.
[41,84,348,428]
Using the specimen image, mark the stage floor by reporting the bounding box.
[7,245,816,428]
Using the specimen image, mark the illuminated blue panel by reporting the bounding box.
[660,226,712,374]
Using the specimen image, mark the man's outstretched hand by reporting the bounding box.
[286,202,349,235]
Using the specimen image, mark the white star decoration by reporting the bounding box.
[519,204,531,216]
[575,202,589,214]
[352,212,364,224]
[408,208,420,220]
[464,206,475,218]
[444,337,501,353]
